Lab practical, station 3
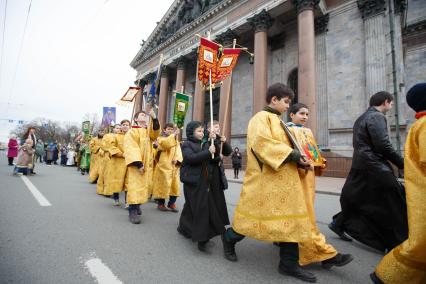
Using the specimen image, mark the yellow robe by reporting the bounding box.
[287,126,338,265]
[375,116,426,284]
[124,124,160,205]
[103,133,127,196]
[89,137,102,183]
[97,134,111,195]
[152,134,183,200]
[232,110,311,242]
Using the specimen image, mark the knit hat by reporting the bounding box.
[406,83,426,112]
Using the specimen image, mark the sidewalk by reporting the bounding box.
[225,169,344,196]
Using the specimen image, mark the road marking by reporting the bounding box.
[20,176,52,206]
[85,258,123,284]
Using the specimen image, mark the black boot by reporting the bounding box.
[198,240,210,253]
[278,263,317,283]
[221,234,238,262]
[128,209,141,224]
[328,222,352,241]
[370,272,384,284]
[321,253,354,269]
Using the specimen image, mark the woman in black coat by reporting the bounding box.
[177,121,232,252]
[231,147,242,179]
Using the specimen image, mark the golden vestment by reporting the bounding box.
[96,134,111,195]
[124,124,160,205]
[103,133,127,195]
[232,110,311,242]
[287,125,338,265]
[152,134,183,199]
[89,137,102,183]
[375,116,426,283]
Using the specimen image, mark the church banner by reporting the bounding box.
[197,37,219,85]
[216,48,241,81]
[173,92,190,129]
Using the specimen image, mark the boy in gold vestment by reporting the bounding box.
[88,129,104,183]
[371,83,426,284]
[288,103,353,268]
[152,123,182,212]
[221,83,316,283]
[124,109,160,224]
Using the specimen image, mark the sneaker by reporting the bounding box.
[321,253,354,269]
[167,203,179,213]
[129,209,141,224]
[113,199,120,206]
[157,204,168,212]
[278,264,317,283]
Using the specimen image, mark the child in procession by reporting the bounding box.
[152,123,183,212]
[13,138,35,176]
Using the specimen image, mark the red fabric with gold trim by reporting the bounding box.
[216,48,241,81]
[198,38,219,85]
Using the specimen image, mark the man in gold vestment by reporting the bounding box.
[221,83,316,283]
[372,83,426,284]
[152,123,182,212]
[124,109,160,224]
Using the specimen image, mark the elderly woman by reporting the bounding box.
[7,135,19,166]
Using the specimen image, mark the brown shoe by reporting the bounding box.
[167,203,179,213]
[157,204,168,211]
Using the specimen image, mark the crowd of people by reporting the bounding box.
[5,82,425,283]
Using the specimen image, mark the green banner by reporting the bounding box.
[82,121,91,140]
[173,92,190,129]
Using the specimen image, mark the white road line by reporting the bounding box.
[85,258,123,284]
[20,176,52,206]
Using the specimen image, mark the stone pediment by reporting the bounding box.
[130,0,231,68]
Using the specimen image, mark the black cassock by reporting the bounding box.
[178,137,232,242]
[333,107,408,252]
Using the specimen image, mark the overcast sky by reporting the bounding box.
[0,0,174,142]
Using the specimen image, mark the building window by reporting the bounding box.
[288,68,298,104]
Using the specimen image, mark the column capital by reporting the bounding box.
[161,66,169,78]
[292,0,320,14]
[357,0,386,19]
[248,9,274,33]
[216,29,239,46]
[175,57,187,70]
[315,14,329,35]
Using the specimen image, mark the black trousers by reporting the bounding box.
[156,196,177,206]
[225,228,299,267]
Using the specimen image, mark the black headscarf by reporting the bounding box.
[186,121,204,143]
[406,83,426,112]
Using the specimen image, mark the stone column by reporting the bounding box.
[216,29,239,142]
[315,14,329,147]
[358,0,387,104]
[248,10,273,115]
[192,65,205,122]
[158,67,169,127]
[175,57,186,92]
[294,0,319,135]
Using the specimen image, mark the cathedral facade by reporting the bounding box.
[131,0,426,177]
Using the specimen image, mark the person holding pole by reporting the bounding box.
[124,107,160,224]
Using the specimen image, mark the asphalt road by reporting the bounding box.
[0,155,383,284]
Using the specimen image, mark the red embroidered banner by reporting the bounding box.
[216,48,241,81]
[198,38,220,85]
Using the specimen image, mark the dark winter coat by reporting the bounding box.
[178,128,232,242]
[351,107,403,172]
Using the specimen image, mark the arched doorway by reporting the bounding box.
[287,68,298,104]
